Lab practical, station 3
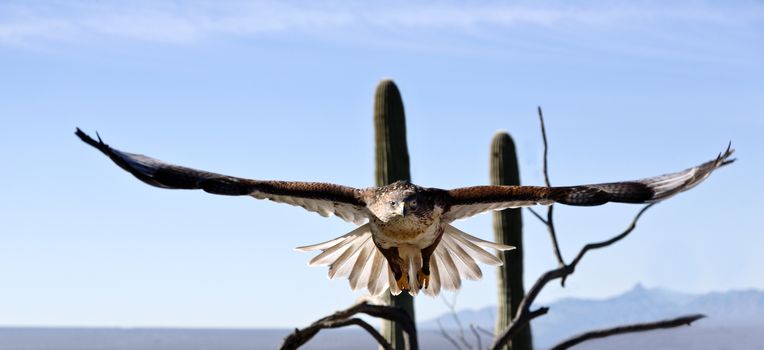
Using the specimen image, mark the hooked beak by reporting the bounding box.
[396,204,406,217]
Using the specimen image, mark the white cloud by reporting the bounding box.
[0,0,761,49]
[0,1,356,44]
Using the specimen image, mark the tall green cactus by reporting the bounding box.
[491,132,533,350]
[375,79,415,350]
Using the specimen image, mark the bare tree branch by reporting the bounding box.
[281,300,417,350]
[440,293,475,350]
[490,203,655,350]
[475,325,494,338]
[527,207,548,225]
[490,108,692,350]
[535,107,566,270]
[326,318,393,350]
[538,106,552,189]
[546,205,565,268]
[491,306,549,350]
[568,203,655,271]
[438,319,466,350]
[549,314,706,350]
[436,292,490,350]
[470,324,483,350]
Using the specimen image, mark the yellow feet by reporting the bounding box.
[417,270,430,289]
[396,273,410,291]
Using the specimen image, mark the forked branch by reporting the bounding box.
[490,107,658,350]
[491,201,655,349]
[533,107,566,269]
[549,314,706,350]
[280,300,417,350]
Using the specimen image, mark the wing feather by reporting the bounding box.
[441,234,482,280]
[328,235,370,279]
[300,224,370,266]
[435,244,461,291]
[443,146,734,221]
[423,254,441,296]
[446,226,509,265]
[348,243,374,291]
[366,249,387,296]
[76,129,369,224]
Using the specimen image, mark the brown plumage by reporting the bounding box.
[75,128,734,296]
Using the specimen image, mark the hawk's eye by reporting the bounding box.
[389,201,397,207]
[409,200,418,209]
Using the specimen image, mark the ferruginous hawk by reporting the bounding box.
[75,129,733,296]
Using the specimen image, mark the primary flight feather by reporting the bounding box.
[75,128,734,296]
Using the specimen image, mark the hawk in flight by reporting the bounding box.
[76,129,733,296]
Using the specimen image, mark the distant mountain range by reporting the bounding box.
[420,284,764,349]
[1,285,761,350]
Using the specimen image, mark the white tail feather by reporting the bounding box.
[436,244,461,290]
[423,254,441,296]
[427,224,515,294]
[441,235,482,280]
[297,223,517,296]
[445,224,515,251]
[367,250,388,296]
[295,224,369,253]
[449,230,504,266]
[348,244,374,290]
[328,235,370,279]
[298,224,392,295]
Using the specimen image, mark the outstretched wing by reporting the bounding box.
[76,129,369,224]
[442,145,735,222]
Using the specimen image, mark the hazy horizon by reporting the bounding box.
[1,285,762,350]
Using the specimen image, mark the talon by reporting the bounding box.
[417,270,430,289]
[397,273,410,291]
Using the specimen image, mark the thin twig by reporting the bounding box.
[490,204,654,350]
[538,106,551,188]
[568,203,655,270]
[490,306,549,350]
[546,205,565,269]
[549,314,706,350]
[561,202,657,286]
[561,203,654,286]
[281,301,417,350]
[536,107,567,270]
[326,318,393,350]
[442,293,473,349]
[470,324,483,350]
[438,319,466,350]
[475,325,494,338]
[358,303,419,350]
[527,207,548,225]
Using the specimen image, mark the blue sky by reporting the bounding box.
[1,0,762,328]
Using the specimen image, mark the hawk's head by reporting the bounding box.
[368,180,435,223]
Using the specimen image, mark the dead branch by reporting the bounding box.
[280,300,417,350]
[469,324,483,350]
[535,107,566,270]
[490,108,658,350]
[475,325,494,338]
[490,203,654,350]
[568,204,654,270]
[548,314,706,350]
[538,106,552,189]
[435,292,488,350]
[438,319,465,350]
[438,293,476,350]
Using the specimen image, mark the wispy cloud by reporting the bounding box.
[0,2,356,45]
[1,0,761,60]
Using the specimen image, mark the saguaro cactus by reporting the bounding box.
[375,79,415,350]
[491,132,532,350]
